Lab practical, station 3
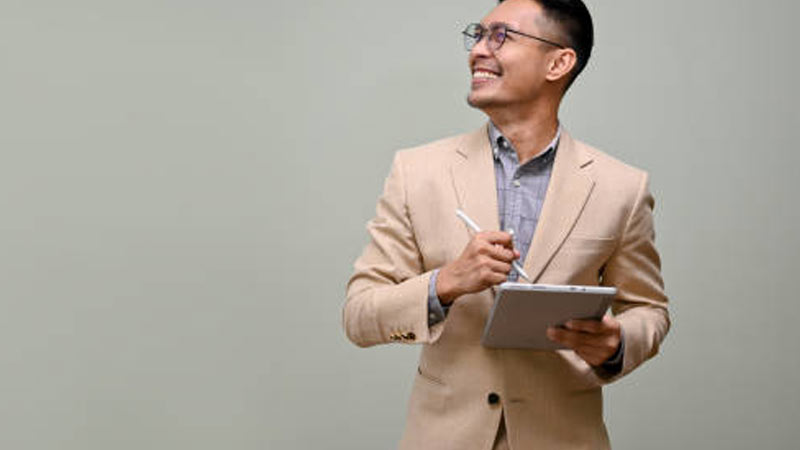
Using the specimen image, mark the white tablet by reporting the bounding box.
[481,282,617,350]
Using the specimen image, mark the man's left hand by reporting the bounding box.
[546,316,621,367]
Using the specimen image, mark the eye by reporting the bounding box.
[490,29,505,43]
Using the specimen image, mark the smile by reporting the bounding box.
[472,70,500,80]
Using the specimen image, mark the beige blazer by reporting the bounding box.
[344,125,670,450]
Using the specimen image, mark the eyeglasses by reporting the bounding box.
[462,22,566,52]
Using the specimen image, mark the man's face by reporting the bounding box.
[467,0,560,110]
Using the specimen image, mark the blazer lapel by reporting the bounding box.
[450,124,500,238]
[448,125,595,284]
[523,131,595,282]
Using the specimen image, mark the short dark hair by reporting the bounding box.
[499,0,594,90]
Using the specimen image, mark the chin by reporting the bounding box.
[467,93,501,109]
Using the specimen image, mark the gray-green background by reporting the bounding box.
[2,0,798,448]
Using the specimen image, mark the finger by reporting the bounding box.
[600,315,621,332]
[547,327,608,350]
[551,330,617,366]
[480,267,508,286]
[547,327,588,348]
[574,347,609,367]
[547,327,575,347]
[546,327,563,344]
[478,231,514,247]
[565,319,604,334]
[485,244,516,263]
[485,259,512,275]
[473,238,515,262]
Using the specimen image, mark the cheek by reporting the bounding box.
[508,66,545,93]
[501,56,547,91]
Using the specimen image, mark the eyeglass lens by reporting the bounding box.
[463,23,506,52]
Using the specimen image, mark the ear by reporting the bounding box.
[545,48,577,83]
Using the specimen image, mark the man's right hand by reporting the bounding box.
[436,231,520,304]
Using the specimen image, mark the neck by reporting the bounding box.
[484,101,560,165]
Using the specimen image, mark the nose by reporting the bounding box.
[468,33,493,67]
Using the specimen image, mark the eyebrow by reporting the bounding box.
[483,20,514,28]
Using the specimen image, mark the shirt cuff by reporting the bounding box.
[599,329,625,375]
[427,269,449,327]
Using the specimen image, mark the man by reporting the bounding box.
[343,0,670,448]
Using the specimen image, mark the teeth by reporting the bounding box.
[473,70,499,79]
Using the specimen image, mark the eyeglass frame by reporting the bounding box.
[462,22,566,52]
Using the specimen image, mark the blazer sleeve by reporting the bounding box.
[343,151,445,347]
[597,172,671,382]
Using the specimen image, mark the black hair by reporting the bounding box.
[499,0,594,90]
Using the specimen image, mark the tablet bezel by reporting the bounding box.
[480,282,617,350]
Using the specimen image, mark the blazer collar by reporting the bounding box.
[450,123,595,282]
[451,124,500,235]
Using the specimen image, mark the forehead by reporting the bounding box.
[481,0,544,30]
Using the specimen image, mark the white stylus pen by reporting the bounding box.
[455,209,532,283]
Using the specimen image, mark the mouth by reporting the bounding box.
[471,68,501,87]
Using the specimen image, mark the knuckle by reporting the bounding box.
[496,249,510,261]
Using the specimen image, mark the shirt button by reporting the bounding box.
[487,392,500,405]
[513,180,521,188]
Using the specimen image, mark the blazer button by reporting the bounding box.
[405,332,416,341]
[487,392,500,405]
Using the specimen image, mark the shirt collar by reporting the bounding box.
[488,121,561,162]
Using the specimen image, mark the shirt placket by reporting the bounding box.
[499,141,522,281]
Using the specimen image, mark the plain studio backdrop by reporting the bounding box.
[1,0,798,448]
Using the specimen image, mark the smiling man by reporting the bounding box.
[343,0,670,448]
